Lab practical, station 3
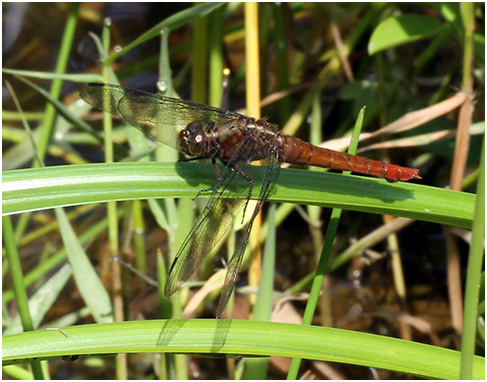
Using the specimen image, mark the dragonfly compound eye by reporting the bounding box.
[180,121,207,156]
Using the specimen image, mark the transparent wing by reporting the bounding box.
[164,136,280,307]
[164,134,281,317]
[80,82,247,150]
[164,171,245,297]
[164,139,253,297]
[215,148,281,317]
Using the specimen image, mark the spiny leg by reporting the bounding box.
[194,157,224,200]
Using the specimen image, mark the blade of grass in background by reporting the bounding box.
[1,68,101,82]
[159,22,189,381]
[2,212,119,306]
[33,3,80,164]
[5,4,81,274]
[368,14,445,54]
[445,1,476,344]
[4,76,114,328]
[246,203,277,379]
[105,3,224,63]
[460,142,485,379]
[191,14,208,104]
[208,4,225,108]
[53,208,114,323]
[3,263,72,336]
[13,76,105,143]
[2,97,95,171]
[2,216,45,379]
[244,1,263,325]
[287,107,366,379]
[282,3,387,137]
[2,364,34,380]
[272,3,292,125]
[100,17,127,380]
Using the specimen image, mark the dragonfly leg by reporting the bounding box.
[227,164,254,224]
[193,158,223,201]
[211,157,224,183]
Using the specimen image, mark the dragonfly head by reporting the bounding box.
[179,121,208,157]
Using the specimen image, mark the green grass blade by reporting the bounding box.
[2,213,114,305]
[2,68,101,82]
[246,203,277,379]
[2,364,34,380]
[368,14,445,55]
[2,319,485,379]
[2,216,45,379]
[3,264,72,335]
[460,141,485,379]
[14,76,104,141]
[106,3,224,63]
[33,3,80,163]
[252,203,277,322]
[3,162,474,228]
[54,208,114,323]
[288,106,366,378]
[2,216,35,331]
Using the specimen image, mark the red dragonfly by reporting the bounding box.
[80,82,420,316]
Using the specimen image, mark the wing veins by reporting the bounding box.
[164,135,258,297]
[215,148,281,317]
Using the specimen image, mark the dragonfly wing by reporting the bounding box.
[165,134,281,307]
[215,147,281,317]
[117,94,182,151]
[164,174,245,296]
[80,83,247,150]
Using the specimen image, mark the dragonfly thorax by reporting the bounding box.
[179,121,209,157]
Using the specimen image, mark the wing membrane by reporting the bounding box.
[80,83,246,150]
[164,153,249,297]
[215,148,280,317]
[164,172,245,296]
[165,135,281,317]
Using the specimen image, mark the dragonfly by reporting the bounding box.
[80,82,420,317]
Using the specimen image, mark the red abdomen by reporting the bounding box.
[279,136,420,182]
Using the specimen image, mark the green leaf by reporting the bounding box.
[2,68,101,82]
[2,162,474,229]
[368,14,445,55]
[106,2,225,63]
[14,76,103,141]
[54,208,114,323]
[3,264,72,335]
[3,319,485,379]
